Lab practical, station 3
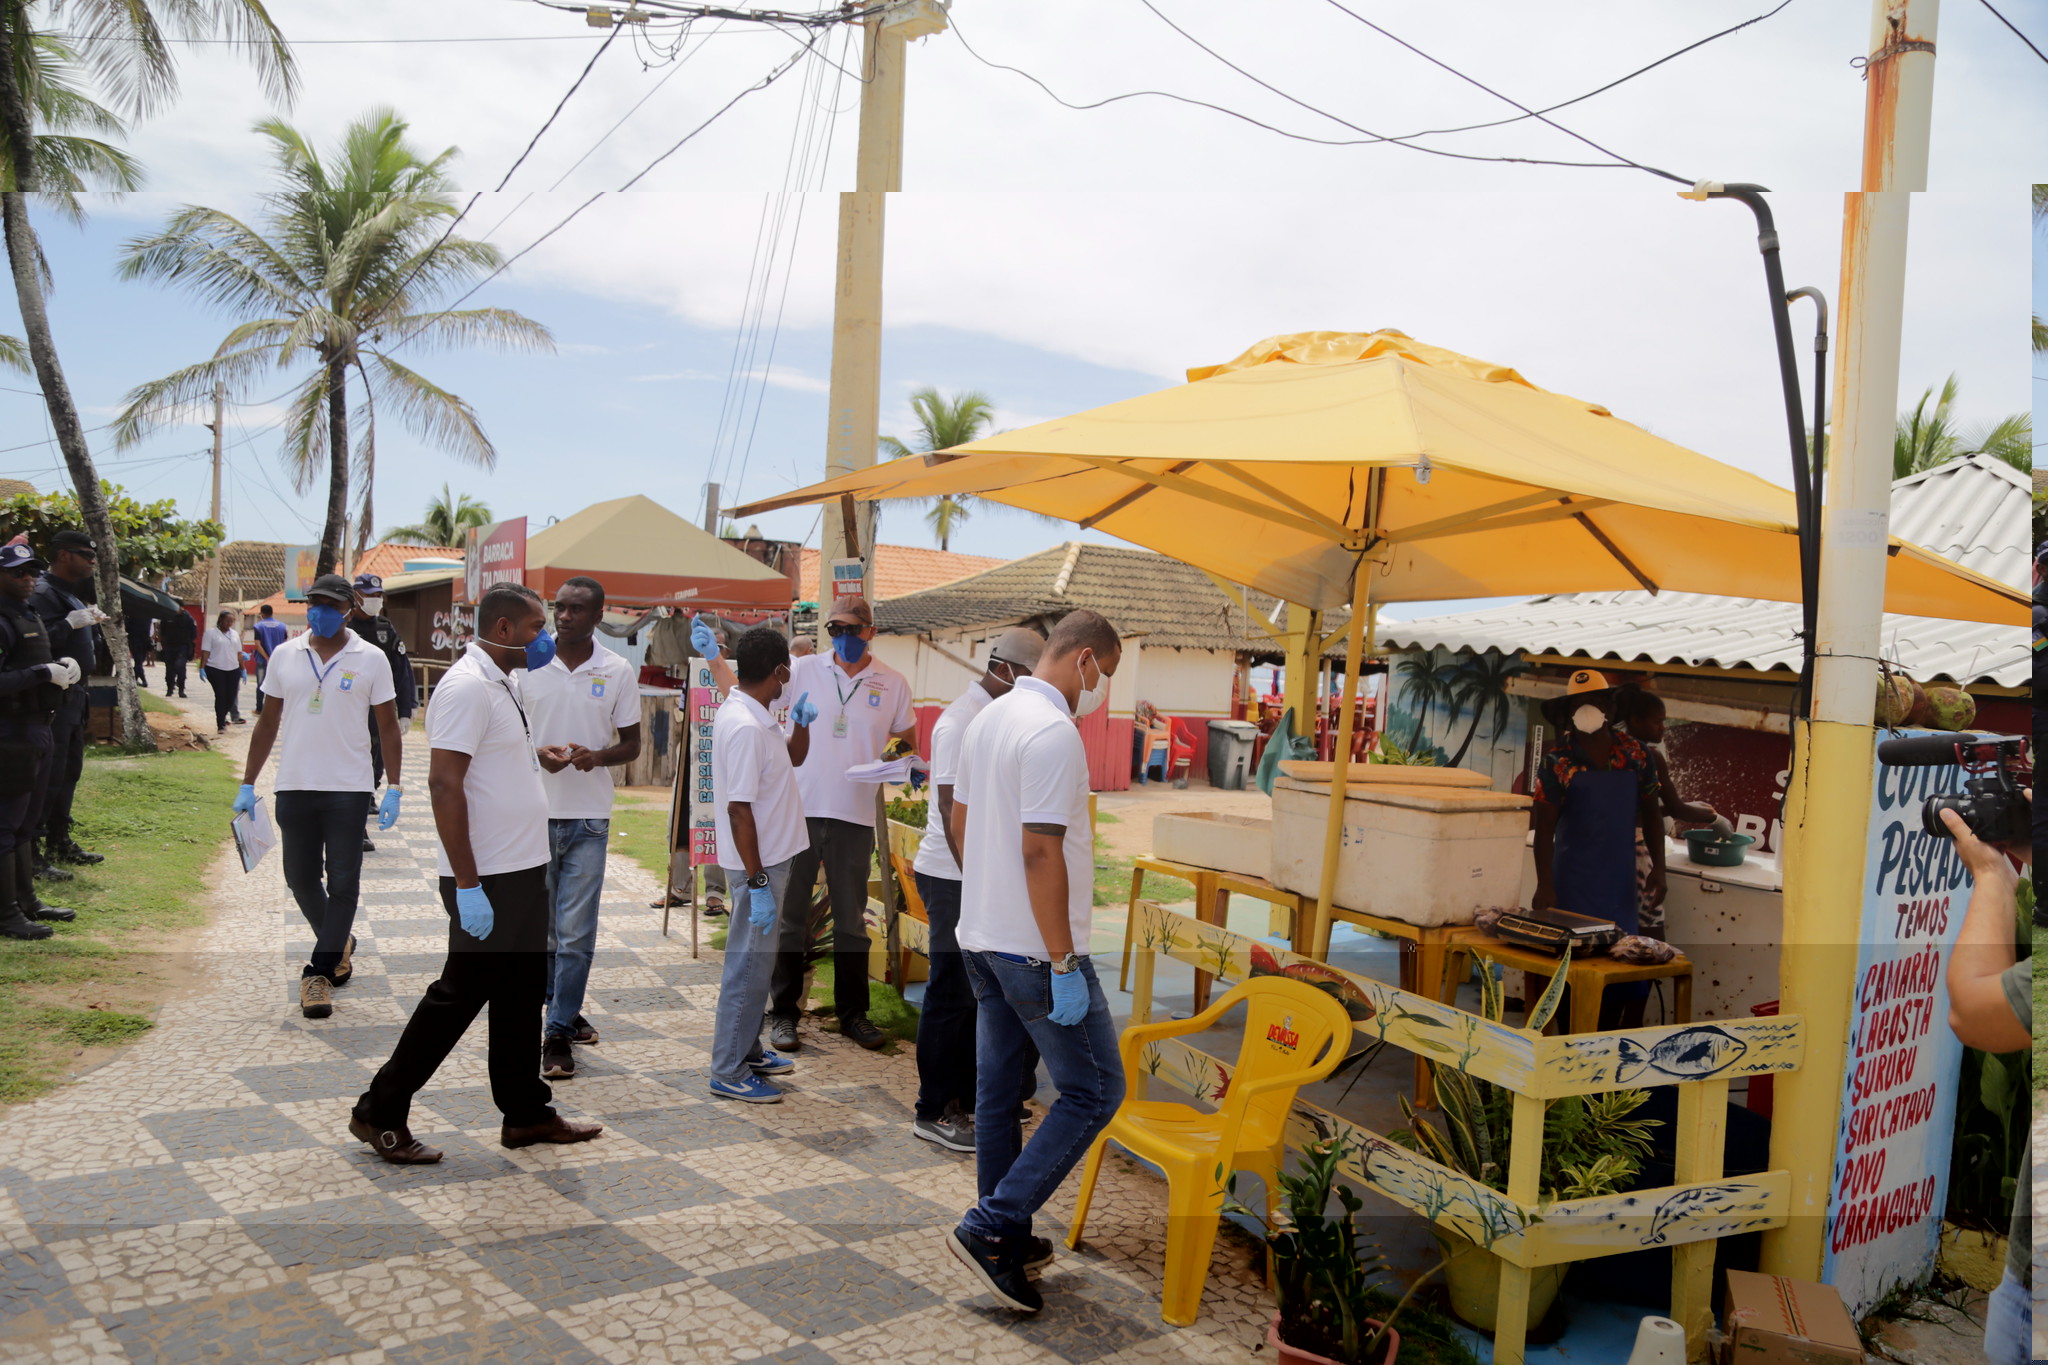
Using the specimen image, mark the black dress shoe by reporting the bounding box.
[349,1116,443,1164]
[54,841,102,866]
[34,858,72,883]
[501,1114,603,1149]
[361,836,375,852]
[25,899,75,923]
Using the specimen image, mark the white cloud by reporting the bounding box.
[629,365,828,392]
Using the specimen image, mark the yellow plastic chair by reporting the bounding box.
[1066,976,1356,1326]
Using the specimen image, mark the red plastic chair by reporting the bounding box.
[1164,718,1195,786]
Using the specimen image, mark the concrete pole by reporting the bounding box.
[820,4,942,633]
[1760,0,1937,1282]
[1281,602,1321,733]
[203,381,224,622]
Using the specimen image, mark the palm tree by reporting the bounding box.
[1893,373,2031,478]
[2034,185,2045,353]
[1445,650,1530,768]
[0,0,288,746]
[112,109,551,576]
[1394,652,1464,752]
[879,387,996,551]
[381,483,490,547]
[1,30,142,213]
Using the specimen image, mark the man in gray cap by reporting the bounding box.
[766,594,915,1052]
[909,626,1045,1151]
[349,572,415,852]
[0,541,80,939]
[28,529,106,873]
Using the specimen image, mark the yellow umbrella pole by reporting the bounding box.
[1311,556,1375,959]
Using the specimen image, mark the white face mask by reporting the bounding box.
[1571,703,1607,734]
[360,597,384,616]
[1074,652,1109,718]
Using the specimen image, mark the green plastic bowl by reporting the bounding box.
[1684,829,1756,868]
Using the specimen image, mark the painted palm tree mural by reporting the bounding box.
[1386,648,1532,772]
[1446,651,1531,767]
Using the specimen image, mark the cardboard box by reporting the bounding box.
[1722,1270,1863,1364]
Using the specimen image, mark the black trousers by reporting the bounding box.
[359,864,555,1130]
[202,665,242,730]
[767,816,875,1022]
[363,712,386,826]
[162,646,190,696]
[0,721,52,861]
[276,790,365,980]
[911,871,1036,1120]
[38,689,84,846]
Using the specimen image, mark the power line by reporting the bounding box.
[1977,0,2048,64]
[544,17,732,190]
[618,28,822,189]
[497,22,627,193]
[54,31,634,44]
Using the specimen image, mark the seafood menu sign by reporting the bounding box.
[686,661,719,867]
[1821,737,1970,1316]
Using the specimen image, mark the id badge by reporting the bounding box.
[832,713,848,739]
[307,692,323,715]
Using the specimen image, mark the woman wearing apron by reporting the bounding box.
[1531,670,1664,1030]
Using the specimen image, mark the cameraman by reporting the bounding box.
[1939,789,2030,1365]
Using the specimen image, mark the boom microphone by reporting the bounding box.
[1875,733,1995,767]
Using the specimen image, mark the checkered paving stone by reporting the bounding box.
[0,737,1273,1363]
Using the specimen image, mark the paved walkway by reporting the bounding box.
[0,693,1271,1365]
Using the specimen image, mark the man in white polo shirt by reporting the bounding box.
[524,575,642,1081]
[352,584,602,1165]
[908,626,1044,1152]
[707,626,814,1103]
[764,594,915,1053]
[233,573,403,1021]
[943,609,1124,1316]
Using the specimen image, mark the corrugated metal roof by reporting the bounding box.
[1383,455,2028,687]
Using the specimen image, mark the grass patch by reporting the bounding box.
[1094,824,1135,907]
[137,691,177,716]
[0,745,238,1102]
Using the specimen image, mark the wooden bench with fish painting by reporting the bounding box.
[1438,924,1694,1038]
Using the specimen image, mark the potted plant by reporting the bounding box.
[1392,954,1661,1333]
[1226,1137,1480,1365]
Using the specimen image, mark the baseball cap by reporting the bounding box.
[826,594,873,626]
[1564,668,1612,695]
[353,572,384,595]
[0,543,45,572]
[306,573,355,604]
[47,529,94,557]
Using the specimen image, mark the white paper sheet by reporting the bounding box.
[232,798,277,873]
[843,755,929,785]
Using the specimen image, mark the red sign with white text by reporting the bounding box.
[461,518,527,603]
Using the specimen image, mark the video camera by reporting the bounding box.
[1875,732,2031,845]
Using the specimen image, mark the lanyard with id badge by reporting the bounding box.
[829,667,862,739]
[305,646,344,714]
[498,678,540,770]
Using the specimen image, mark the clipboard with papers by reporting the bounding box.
[232,798,277,873]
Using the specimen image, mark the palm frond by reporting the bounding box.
[379,306,552,356]
[362,351,495,469]
[0,334,30,376]
[117,205,309,316]
[109,344,287,448]
[58,0,297,120]
[274,369,331,492]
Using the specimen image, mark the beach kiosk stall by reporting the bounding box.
[733,330,2025,1362]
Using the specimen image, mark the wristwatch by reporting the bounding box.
[745,871,772,890]
[1050,952,1081,974]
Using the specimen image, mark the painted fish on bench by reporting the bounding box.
[1248,943,1376,1022]
[1639,1183,1775,1245]
[1614,1026,1748,1084]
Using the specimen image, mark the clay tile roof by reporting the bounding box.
[873,541,1337,655]
[0,479,38,500]
[797,544,1008,602]
[167,540,287,604]
[350,543,464,583]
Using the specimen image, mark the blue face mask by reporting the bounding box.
[832,631,867,665]
[305,604,345,638]
[521,628,557,672]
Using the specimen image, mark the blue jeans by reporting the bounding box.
[542,818,610,1039]
[711,860,793,1085]
[275,790,366,981]
[959,951,1124,1241]
[1982,1268,2029,1365]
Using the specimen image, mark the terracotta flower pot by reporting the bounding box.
[1268,1312,1399,1365]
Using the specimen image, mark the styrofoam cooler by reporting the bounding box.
[1151,812,1271,881]
[1269,776,1531,927]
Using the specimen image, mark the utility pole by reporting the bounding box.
[203,381,224,623]
[1760,0,1938,1284]
[817,0,948,629]
[702,481,720,536]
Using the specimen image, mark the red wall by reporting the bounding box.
[914,701,1135,792]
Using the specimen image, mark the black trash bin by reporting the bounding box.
[1206,719,1260,791]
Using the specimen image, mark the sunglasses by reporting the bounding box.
[1,567,36,580]
[825,621,866,637]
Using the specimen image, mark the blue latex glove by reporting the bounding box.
[455,884,494,940]
[232,784,257,816]
[789,691,817,728]
[1048,965,1090,1026]
[748,883,777,932]
[907,765,928,792]
[377,787,402,830]
[690,617,720,661]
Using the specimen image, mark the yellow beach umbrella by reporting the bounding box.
[737,329,2022,624]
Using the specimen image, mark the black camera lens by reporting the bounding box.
[1920,794,1966,840]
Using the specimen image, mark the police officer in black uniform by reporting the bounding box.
[350,573,416,852]
[28,529,106,877]
[0,542,81,939]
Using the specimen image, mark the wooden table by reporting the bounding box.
[1438,926,1694,1035]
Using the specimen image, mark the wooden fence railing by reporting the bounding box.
[1125,898,1805,1365]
